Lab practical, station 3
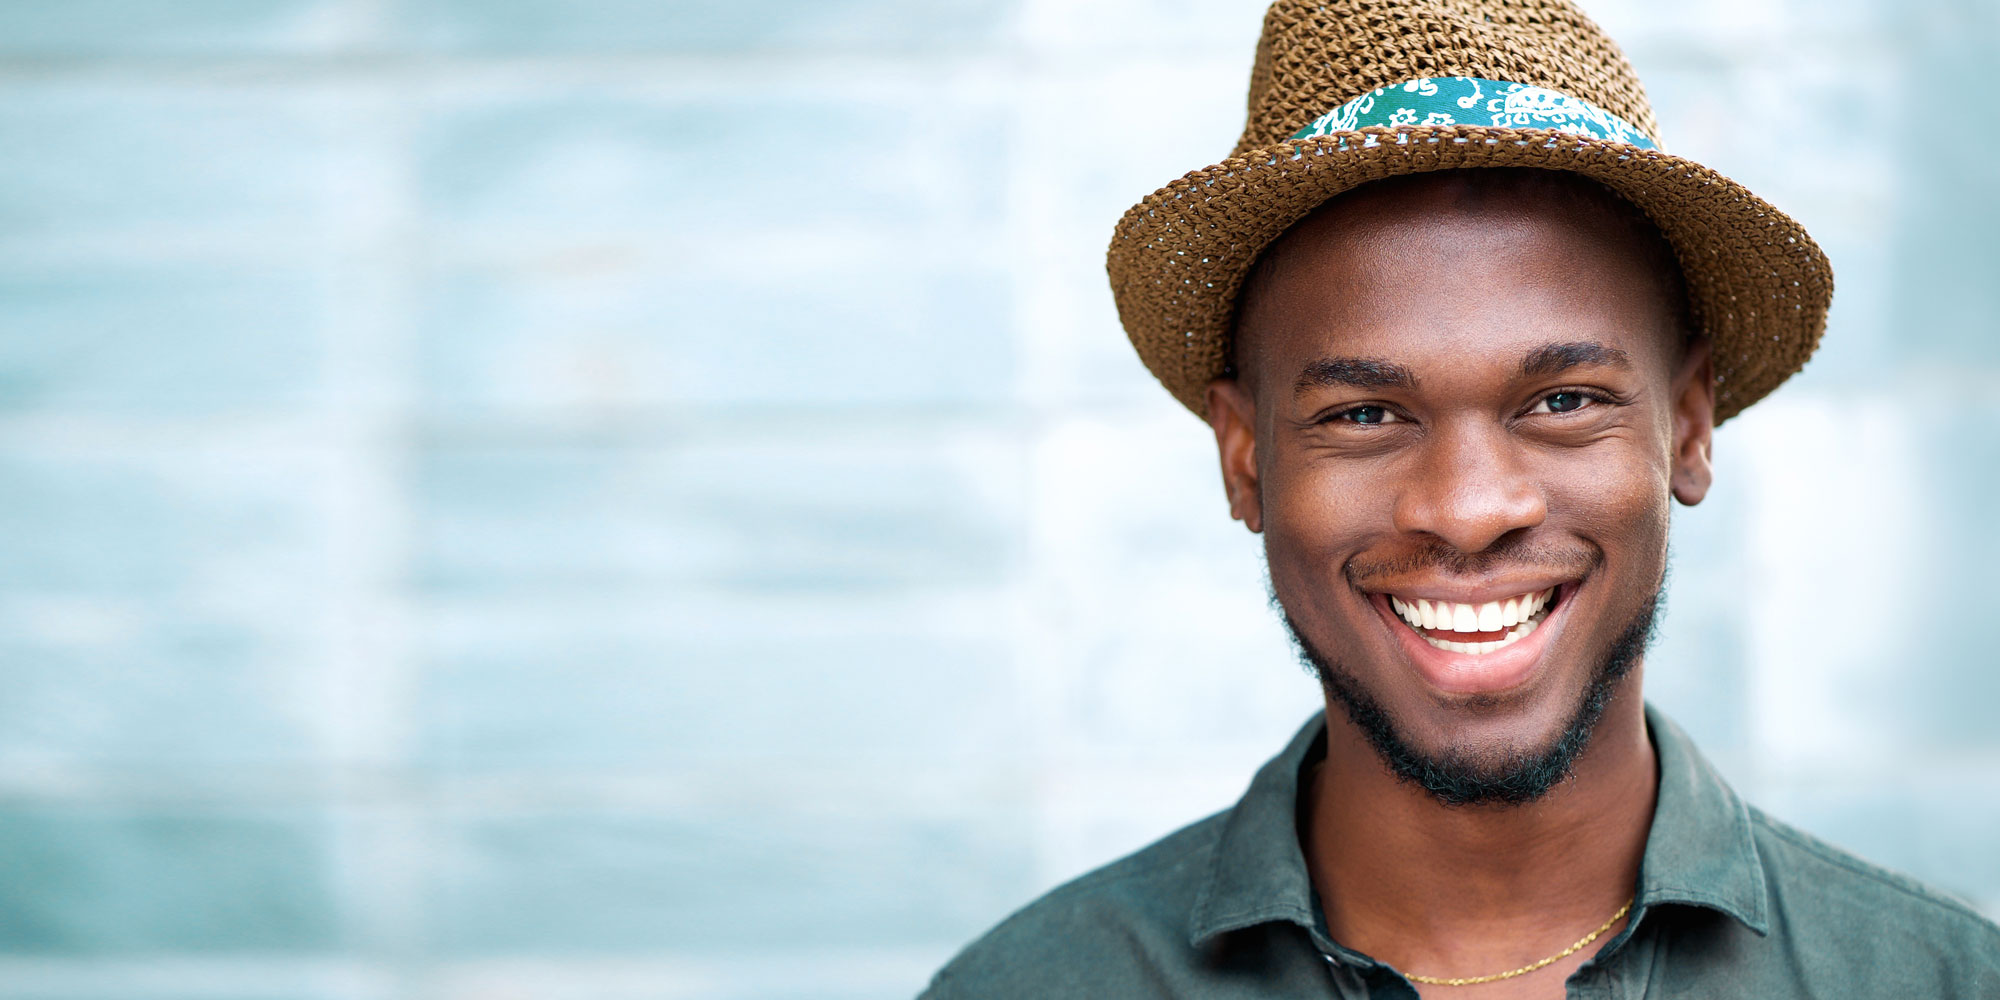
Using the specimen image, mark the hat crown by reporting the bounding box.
[1235,0,1659,156]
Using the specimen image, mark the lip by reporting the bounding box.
[1368,581,1582,696]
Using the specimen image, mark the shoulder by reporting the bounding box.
[1749,805,1998,937]
[919,810,1227,999]
[1746,806,2000,986]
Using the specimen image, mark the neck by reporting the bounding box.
[1303,674,1656,978]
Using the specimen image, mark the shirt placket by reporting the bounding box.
[1310,927,1419,999]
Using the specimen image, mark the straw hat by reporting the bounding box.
[1106,0,1832,423]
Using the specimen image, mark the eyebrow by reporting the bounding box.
[1521,341,1632,376]
[1293,357,1417,396]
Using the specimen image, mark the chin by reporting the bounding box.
[1282,583,1659,807]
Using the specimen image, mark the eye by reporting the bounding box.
[1531,391,1595,415]
[1332,404,1401,425]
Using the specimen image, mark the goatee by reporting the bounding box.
[1283,589,1659,807]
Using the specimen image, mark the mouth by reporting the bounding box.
[1367,582,1580,696]
[1386,588,1558,655]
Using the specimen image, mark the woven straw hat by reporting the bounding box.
[1107,0,1832,423]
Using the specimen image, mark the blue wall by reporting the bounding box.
[0,0,1994,997]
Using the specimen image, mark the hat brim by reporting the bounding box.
[1106,124,1832,424]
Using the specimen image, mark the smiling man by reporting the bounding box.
[1221,170,1692,838]
[921,1,2000,998]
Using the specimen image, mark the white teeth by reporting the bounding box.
[1477,602,1503,631]
[1450,603,1476,632]
[1392,598,1425,631]
[1424,612,1540,655]
[1386,587,1561,655]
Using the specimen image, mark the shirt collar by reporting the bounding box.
[1188,714,1328,947]
[1187,703,1771,949]
[1636,705,1771,934]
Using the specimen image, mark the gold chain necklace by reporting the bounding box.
[1404,896,1635,987]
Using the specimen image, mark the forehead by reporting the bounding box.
[1234,172,1683,383]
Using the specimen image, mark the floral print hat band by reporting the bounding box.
[1105,0,1833,425]
[1296,77,1657,151]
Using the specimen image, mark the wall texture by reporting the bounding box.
[0,0,1995,997]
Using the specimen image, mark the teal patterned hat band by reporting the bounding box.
[1292,77,1659,151]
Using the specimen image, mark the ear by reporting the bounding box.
[1205,378,1263,533]
[1670,339,1715,507]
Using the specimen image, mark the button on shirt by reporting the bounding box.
[922,706,2000,998]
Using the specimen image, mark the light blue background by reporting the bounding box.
[0,0,1994,997]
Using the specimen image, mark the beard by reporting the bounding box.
[1281,585,1661,807]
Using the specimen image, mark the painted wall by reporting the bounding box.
[0,0,1994,997]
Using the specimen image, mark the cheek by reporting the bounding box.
[1258,456,1398,594]
[1544,441,1673,565]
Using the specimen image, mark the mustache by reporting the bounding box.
[1343,536,1603,586]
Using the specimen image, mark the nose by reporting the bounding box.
[1391,419,1547,554]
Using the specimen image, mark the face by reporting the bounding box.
[1207,171,1715,803]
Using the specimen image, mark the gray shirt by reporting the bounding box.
[923,706,2000,998]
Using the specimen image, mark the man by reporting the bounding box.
[922,0,2000,997]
